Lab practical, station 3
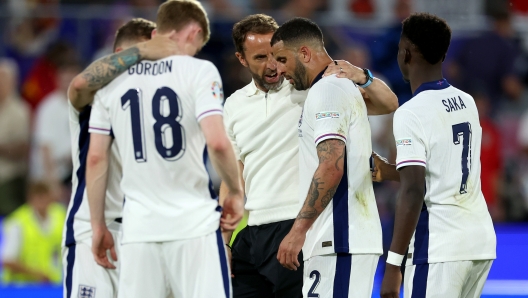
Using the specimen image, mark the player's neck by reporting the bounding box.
[409,65,444,95]
[307,51,333,86]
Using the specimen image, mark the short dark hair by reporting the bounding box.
[401,13,452,65]
[232,14,278,55]
[270,17,323,48]
[157,0,210,45]
[113,18,156,51]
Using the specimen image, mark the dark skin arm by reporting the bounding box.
[380,165,426,298]
[277,139,345,270]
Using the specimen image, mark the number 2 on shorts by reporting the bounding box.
[308,270,321,297]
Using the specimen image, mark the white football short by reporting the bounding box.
[117,229,231,298]
[62,221,121,298]
[302,253,379,298]
[404,260,493,298]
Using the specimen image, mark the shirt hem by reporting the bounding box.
[314,133,347,146]
[396,159,426,170]
[89,126,111,135]
[409,254,497,265]
[120,226,218,244]
[247,204,300,226]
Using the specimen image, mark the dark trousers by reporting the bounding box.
[231,219,303,298]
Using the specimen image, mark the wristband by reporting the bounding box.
[358,68,374,88]
[386,251,404,266]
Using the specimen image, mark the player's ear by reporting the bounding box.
[235,52,248,67]
[404,48,411,64]
[187,27,201,44]
[151,29,157,38]
[115,47,123,53]
[299,46,311,63]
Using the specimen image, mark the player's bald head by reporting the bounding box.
[270,17,324,50]
[113,18,156,52]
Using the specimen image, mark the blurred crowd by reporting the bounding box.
[1,0,528,284]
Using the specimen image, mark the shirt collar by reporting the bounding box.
[311,66,329,87]
[244,78,290,97]
[413,78,450,97]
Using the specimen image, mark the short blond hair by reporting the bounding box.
[156,0,210,45]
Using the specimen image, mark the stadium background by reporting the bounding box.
[0,0,527,297]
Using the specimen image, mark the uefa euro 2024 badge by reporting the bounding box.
[211,81,224,101]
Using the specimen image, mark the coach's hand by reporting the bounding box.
[380,264,402,298]
[277,230,304,271]
[324,60,366,84]
[220,190,244,231]
[139,30,180,61]
[92,225,117,269]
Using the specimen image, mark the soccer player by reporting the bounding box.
[271,18,396,297]
[377,13,496,298]
[223,15,397,297]
[86,1,244,298]
[63,18,179,298]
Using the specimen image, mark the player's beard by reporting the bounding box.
[289,58,309,91]
[251,69,284,92]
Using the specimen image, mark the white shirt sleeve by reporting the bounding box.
[1,222,21,262]
[309,82,350,146]
[223,102,241,160]
[195,61,224,122]
[393,108,427,170]
[89,91,112,136]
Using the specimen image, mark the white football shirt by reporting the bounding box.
[224,79,307,226]
[89,56,224,244]
[63,102,123,247]
[299,73,383,260]
[394,79,496,265]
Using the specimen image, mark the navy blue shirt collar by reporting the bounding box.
[311,66,329,87]
[413,78,450,97]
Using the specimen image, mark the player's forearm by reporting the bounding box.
[219,162,245,206]
[86,152,110,228]
[381,163,400,182]
[292,164,342,234]
[389,173,425,255]
[69,46,145,110]
[208,146,242,195]
[363,79,399,115]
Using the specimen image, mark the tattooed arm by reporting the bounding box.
[296,139,345,225]
[68,31,179,111]
[277,139,346,270]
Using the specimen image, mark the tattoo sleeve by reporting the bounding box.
[295,139,346,229]
[81,46,142,90]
